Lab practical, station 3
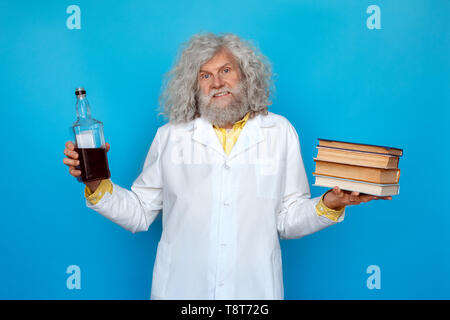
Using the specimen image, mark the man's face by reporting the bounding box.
[198,48,241,108]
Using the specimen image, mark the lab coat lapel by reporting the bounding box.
[228,113,276,161]
[191,113,276,161]
[191,116,227,158]
[227,114,263,161]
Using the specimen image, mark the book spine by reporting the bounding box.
[313,175,399,196]
[316,147,398,168]
[318,139,403,156]
[314,161,400,184]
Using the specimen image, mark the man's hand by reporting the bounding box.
[63,141,111,193]
[323,186,392,211]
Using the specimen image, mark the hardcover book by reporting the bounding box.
[313,160,400,184]
[313,174,400,196]
[318,139,403,156]
[315,146,400,169]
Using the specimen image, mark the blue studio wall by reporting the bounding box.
[0,0,449,299]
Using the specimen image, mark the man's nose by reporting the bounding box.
[211,74,225,89]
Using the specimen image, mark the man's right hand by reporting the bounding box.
[63,141,111,193]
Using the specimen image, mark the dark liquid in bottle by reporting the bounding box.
[75,147,111,182]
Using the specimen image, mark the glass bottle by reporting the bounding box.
[71,88,110,182]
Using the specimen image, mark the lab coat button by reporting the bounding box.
[223,202,230,206]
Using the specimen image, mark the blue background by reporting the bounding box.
[0,0,449,299]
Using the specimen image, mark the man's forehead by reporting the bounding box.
[200,48,238,71]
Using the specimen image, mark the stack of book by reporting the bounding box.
[312,139,403,196]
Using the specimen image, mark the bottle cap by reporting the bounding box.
[75,88,86,97]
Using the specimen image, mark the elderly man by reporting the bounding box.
[63,33,390,299]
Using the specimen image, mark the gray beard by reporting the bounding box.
[197,84,250,127]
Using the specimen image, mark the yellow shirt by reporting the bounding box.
[85,112,343,220]
[84,179,113,205]
[212,112,250,155]
[315,192,344,222]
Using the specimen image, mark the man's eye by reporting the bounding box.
[202,74,210,79]
[223,68,230,73]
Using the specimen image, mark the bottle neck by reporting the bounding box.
[76,96,92,119]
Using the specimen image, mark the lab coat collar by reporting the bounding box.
[191,112,275,160]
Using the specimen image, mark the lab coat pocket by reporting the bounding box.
[256,160,282,200]
[151,240,172,299]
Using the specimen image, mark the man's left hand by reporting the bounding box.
[323,186,392,211]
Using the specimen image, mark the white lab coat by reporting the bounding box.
[86,111,344,300]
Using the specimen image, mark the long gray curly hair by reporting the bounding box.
[159,33,274,123]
